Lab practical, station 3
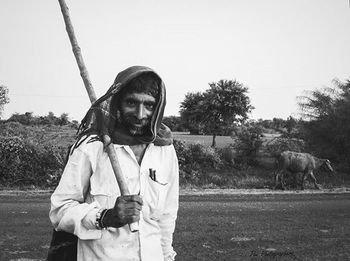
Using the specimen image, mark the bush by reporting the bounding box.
[173,139,223,185]
[0,136,66,188]
[265,137,306,157]
[231,124,264,167]
[217,147,235,166]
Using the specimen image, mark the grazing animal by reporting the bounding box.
[274,151,334,190]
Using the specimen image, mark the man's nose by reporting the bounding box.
[136,105,146,120]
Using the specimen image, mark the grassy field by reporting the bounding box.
[173,133,233,148]
[48,129,235,149]
[1,191,350,261]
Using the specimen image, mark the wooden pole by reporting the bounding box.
[57,0,138,232]
[58,0,96,104]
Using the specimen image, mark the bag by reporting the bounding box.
[47,229,77,261]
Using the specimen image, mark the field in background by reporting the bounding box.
[37,129,234,148]
[173,132,233,148]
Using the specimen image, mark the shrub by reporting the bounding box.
[217,147,235,166]
[173,139,223,185]
[0,136,66,187]
[231,124,264,167]
[265,137,306,157]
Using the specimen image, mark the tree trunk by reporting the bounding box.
[211,134,217,147]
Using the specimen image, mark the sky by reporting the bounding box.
[1,0,349,122]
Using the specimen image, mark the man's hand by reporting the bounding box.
[102,195,143,228]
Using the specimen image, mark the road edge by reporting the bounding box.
[0,187,350,196]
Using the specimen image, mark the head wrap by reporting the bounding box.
[75,66,172,148]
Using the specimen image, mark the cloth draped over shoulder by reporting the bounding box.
[75,66,173,149]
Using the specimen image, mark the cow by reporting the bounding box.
[274,151,334,190]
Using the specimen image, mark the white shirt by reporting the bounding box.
[50,137,179,261]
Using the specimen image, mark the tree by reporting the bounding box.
[59,113,70,125]
[162,116,186,132]
[179,92,206,135]
[272,117,285,131]
[298,78,350,168]
[8,112,34,125]
[0,85,10,119]
[180,79,254,147]
[285,116,298,136]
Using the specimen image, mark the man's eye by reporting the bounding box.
[126,100,136,106]
[145,104,155,110]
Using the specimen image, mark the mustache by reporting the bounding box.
[124,116,149,125]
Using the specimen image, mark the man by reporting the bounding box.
[50,66,179,261]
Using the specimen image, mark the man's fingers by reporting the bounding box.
[125,215,140,223]
[124,208,141,216]
[122,195,143,205]
[123,201,143,211]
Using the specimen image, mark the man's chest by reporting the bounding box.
[129,144,148,165]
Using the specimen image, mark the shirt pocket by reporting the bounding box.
[144,175,169,221]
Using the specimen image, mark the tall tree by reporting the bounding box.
[298,78,350,166]
[180,92,206,135]
[180,79,253,147]
[0,85,10,119]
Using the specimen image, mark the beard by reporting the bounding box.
[117,111,151,136]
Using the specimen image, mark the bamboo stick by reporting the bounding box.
[57,0,138,232]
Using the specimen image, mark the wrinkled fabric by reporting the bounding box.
[50,137,179,261]
[76,66,172,147]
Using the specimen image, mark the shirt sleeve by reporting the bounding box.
[158,145,179,261]
[49,144,103,240]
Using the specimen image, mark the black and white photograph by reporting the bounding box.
[0,0,349,260]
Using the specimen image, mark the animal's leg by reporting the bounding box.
[279,171,285,190]
[292,173,298,189]
[301,172,309,190]
[274,171,280,189]
[274,170,284,190]
[309,171,320,189]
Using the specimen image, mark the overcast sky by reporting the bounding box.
[1,0,349,121]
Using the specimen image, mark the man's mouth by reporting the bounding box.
[130,119,148,127]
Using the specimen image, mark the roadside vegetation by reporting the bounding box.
[0,78,349,189]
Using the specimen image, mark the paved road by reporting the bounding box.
[175,192,350,261]
[0,191,349,261]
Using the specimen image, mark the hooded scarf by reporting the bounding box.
[75,66,172,149]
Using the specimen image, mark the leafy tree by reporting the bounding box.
[179,92,206,135]
[8,112,34,125]
[162,116,187,132]
[180,79,253,146]
[59,113,70,125]
[298,78,350,168]
[272,117,285,131]
[285,116,298,136]
[47,111,57,125]
[7,111,72,126]
[0,85,10,119]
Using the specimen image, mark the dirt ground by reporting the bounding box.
[0,189,349,261]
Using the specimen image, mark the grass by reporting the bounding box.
[173,133,233,148]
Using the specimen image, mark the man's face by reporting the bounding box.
[119,92,156,136]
